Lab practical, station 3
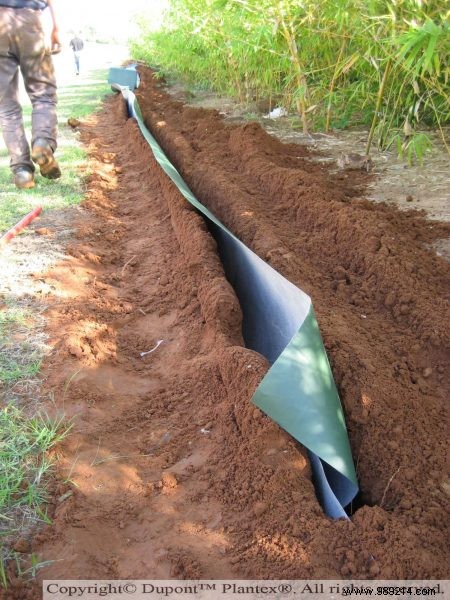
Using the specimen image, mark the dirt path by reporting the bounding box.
[5,67,449,597]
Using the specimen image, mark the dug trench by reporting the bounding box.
[6,66,449,596]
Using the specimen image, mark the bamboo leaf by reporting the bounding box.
[433,53,440,77]
[403,118,413,137]
[422,32,439,76]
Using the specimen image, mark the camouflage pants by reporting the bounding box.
[0,7,57,173]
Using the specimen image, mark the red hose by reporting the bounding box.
[0,206,43,247]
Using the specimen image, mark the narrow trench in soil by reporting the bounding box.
[10,66,448,597]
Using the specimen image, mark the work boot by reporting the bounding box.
[31,138,61,179]
[13,168,35,189]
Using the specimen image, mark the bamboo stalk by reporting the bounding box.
[279,17,310,134]
[366,59,391,156]
[325,38,347,132]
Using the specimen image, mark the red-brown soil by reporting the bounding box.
[4,66,449,598]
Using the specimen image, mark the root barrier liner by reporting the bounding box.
[110,69,358,519]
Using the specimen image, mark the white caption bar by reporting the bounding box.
[43,580,449,600]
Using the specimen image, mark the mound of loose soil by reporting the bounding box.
[4,67,449,598]
[133,67,449,574]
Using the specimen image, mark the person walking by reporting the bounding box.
[0,0,61,189]
[69,34,83,76]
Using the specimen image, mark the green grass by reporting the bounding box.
[0,404,68,588]
[0,358,42,386]
[57,72,112,120]
[0,405,66,519]
[0,305,41,386]
[0,307,30,332]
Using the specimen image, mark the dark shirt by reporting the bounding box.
[0,0,47,8]
[70,37,84,52]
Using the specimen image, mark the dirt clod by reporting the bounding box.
[161,472,178,489]
[35,228,53,236]
[12,538,30,554]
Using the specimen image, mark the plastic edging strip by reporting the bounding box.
[0,206,42,248]
[110,68,358,519]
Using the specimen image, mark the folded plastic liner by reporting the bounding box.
[110,68,358,519]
